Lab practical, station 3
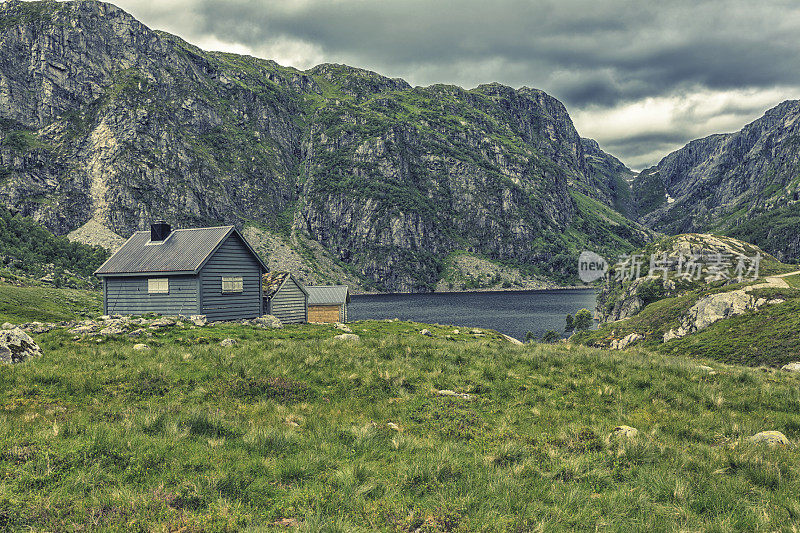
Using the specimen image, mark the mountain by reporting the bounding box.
[631,100,800,263]
[0,0,649,291]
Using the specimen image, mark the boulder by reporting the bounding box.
[420,329,432,336]
[333,333,360,341]
[334,323,352,333]
[128,328,147,337]
[610,425,638,439]
[219,338,238,347]
[610,332,643,350]
[189,315,207,327]
[781,362,800,372]
[99,326,125,336]
[1,322,14,330]
[133,343,150,351]
[253,315,283,329]
[0,328,42,364]
[70,323,100,335]
[748,431,789,446]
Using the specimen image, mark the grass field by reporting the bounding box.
[0,282,102,324]
[2,321,800,531]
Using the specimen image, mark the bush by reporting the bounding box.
[573,309,593,331]
[540,330,561,343]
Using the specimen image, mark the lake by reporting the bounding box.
[349,288,598,341]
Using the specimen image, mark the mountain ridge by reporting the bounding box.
[0,0,649,291]
[631,99,800,262]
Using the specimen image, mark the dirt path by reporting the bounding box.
[744,270,800,292]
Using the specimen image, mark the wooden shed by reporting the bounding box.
[263,272,308,324]
[306,285,350,323]
[94,222,268,321]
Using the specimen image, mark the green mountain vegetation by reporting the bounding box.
[0,207,108,289]
[0,0,649,291]
[2,317,800,531]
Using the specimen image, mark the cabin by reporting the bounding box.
[306,285,350,323]
[94,222,268,321]
[263,272,308,324]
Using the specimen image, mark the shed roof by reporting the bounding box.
[306,285,350,305]
[263,272,308,298]
[94,226,268,276]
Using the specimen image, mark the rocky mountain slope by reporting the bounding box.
[0,0,649,291]
[631,100,800,263]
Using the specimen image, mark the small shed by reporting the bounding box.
[94,222,268,321]
[306,285,350,323]
[263,272,308,324]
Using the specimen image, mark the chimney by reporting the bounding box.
[150,221,171,242]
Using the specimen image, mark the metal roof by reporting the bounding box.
[306,285,350,305]
[94,226,267,276]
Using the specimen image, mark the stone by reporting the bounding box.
[387,422,401,431]
[334,323,352,333]
[253,315,283,329]
[189,315,207,327]
[470,329,482,334]
[219,338,238,347]
[610,425,638,438]
[452,329,460,334]
[436,389,472,400]
[698,365,716,375]
[611,332,644,350]
[767,299,785,305]
[99,326,125,336]
[128,328,147,337]
[748,431,789,446]
[69,324,100,335]
[781,361,800,372]
[333,333,360,341]
[133,343,150,351]
[149,318,175,327]
[420,329,432,336]
[1,322,14,330]
[501,334,524,345]
[0,328,42,364]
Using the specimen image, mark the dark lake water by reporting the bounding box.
[349,289,598,341]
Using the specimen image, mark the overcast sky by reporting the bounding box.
[112,0,800,170]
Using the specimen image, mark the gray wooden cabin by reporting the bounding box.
[263,272,308,324]
[94,222,268,321]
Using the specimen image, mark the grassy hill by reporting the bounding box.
[575,234,800,367]
[2,321,800,531]
[0,281,101,324]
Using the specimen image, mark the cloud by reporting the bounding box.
[108,0,800,168]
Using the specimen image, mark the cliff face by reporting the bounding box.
[0,0,648,291]
[631,101,800,263]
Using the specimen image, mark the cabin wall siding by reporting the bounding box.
[104,275,199,316]
[199,235,262,321]
[266,278,307,323]
[308,304,344,323]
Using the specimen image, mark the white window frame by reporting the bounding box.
[222,276,243,294]
[148,278,169,294]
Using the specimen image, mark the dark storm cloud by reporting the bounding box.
[190,0,800,106]
[109,0,800,168]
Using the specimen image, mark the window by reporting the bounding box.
[148,278,169,294]
[222,276,243,293]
